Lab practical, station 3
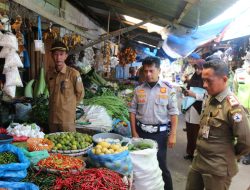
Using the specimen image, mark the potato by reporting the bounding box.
[95,148,102,155]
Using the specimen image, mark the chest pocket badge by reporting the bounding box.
[137,93,147,104]
[208,118,221,128]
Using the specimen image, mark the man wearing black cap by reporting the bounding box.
[46,41,84,132]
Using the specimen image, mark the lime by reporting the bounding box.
[72,145,77,150]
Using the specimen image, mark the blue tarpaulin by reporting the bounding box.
[162,19,232,58]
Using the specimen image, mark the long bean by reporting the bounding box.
[0,152,19,164]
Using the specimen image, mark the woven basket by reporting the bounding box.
[27,138,54,152]
[34,162,86,174]
[48,132,93,156]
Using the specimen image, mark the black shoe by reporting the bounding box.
[183,128,187,132]
[184,155,193,160]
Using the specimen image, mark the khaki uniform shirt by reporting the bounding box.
[129,80,179,125]
[46,65,84,125]
[192,88,250,177]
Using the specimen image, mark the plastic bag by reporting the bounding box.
[4,67,23,87]
[0,33,18,50]
[4,52,23,68]
[0,47,15,58]
[88,150,133,176]
[0,144,30,181]
[0,181,39,190]
[20,148,49,166]
[112,119,131,137]
[3,85,16,98]
[130,139,164,190]
[14,103,32,122]
[77,105,113,132]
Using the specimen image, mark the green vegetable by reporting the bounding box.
[24,79,35,98]
[28,95,49,128]
[22,168,57,189]
[0,152,19,164]
[84,95,129,121]
[34,67,46,98]
[128,142,153,151]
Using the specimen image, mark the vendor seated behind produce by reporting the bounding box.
[46,41,84,132]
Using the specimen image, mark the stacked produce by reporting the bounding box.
[118,47,137,66]
[7,123,45,138]
[84,95,129,122]
[22,168,57,190]
[0,152,19,164]
[92,141,128,155]
[45,132,92,151]
[37,154,84,172]
[54,168,127,190]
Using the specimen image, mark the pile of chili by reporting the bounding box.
[0,152,19,164]
[22,168,57,190]
[37,153,83,171]
[54,168,127,190]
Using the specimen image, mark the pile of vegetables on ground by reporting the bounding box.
[22,168,57,190]
[54,168,127,190]
[45,132,92,151]
[0,151,19,164]
[22,168,127,190]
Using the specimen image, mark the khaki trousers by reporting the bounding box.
[186,167,232,190]
[49,123,76,133]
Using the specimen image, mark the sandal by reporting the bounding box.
[242,159,250,165]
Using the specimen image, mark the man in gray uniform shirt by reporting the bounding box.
[129,56,179,190]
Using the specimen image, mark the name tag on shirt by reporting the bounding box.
[158,94,168,99]
[202,125,210,139]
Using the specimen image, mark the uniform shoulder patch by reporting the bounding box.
[77,76,82,82]
[232,112,242,123]
[227,95,239,107]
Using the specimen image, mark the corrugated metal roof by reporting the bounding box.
[68,0,239,46]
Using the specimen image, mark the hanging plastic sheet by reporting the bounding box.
[162,19,232,58]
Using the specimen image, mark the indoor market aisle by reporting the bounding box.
[168,113,250,190]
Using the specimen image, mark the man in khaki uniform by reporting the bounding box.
[46,41,84,132]
[186,59,250,190]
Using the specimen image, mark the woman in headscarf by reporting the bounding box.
[183,59,206,160]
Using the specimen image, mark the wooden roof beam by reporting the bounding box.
[174,0,200,24]
[13,0,97,39]
[70,17,154,54]
[92,0,173,26]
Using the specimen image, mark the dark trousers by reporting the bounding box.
[137,126,173,190]
[186,122,200,156]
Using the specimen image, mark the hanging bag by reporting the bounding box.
[34,16,44,53]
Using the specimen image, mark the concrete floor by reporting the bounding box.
[167,114,250,190]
